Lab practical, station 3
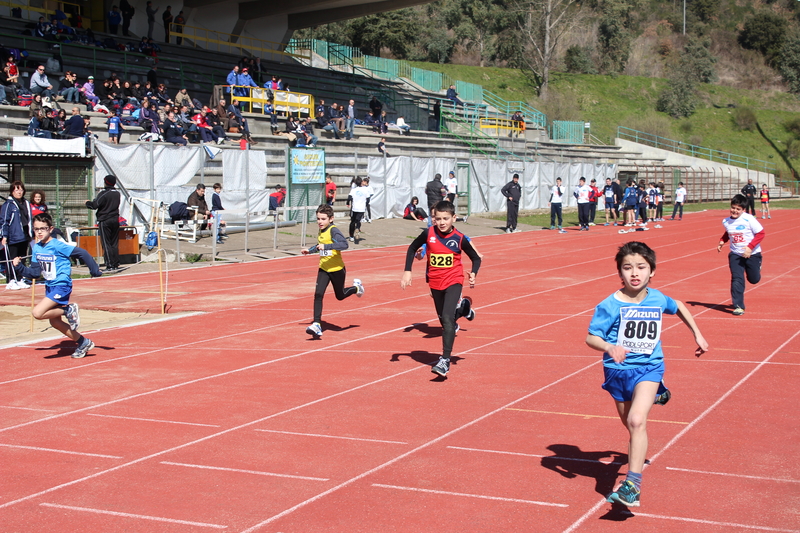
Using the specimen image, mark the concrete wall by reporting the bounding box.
[616,138,775,187]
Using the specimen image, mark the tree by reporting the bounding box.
[565,45,596,74]
[779,32,800,95]
[446,0,507,67]
[511,0,584,99]
[597,0,637,75]
[689,0,719,24]
[738,11,788,62]
[681,37,717,84]
[348,9,418,58]
[656,75,698,118]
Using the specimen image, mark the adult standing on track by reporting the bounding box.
[574,176,592,231]
[85,175,121,273]
[741,178,757,216]
[501,173,521,233]
[1,180,33,289]
[425,173,446,224]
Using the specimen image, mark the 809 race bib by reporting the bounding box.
[617,306,662,355]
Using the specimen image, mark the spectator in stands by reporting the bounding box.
[266,75,280,90]
[146,1,159,40]
[216,98,235,130]
[176,105,199,142]
[395,115,411,135]
[228,99,257,144]
[3,56,20,100]
[147,65,159,88]
[378,137,388,156]
[193,107,221,144]
[0,72,10,105]
[40,109,59,137]
[173,10,185,44]
[226,65,242,96]
[142,81,155,100]
[297,118,316,147]
[157,102,172,124]
[252,57,264,85]
[345,99,356,140]
[446,85,463,107]
[316,99,327,118]
[122,80,140,107]
[374,110,388,134]
[317,109,340,140]
[155,83,173,107]
[35,16,55,41]
[269,184,286,211]
[27,109,52,138]
[81,76,99,108]
[62,107,85,139]
[207,107,228,144]
[174,87,192,110]
[329,103,345,133]
[511,110,525,138]
[28,94,43,118]
[239,68,257,95]
[284,113,298,135]
[140,102,161,135]
[55,108,67,131]
[58,71,81,104]
[94,79,112,108]
[111,78,126,107]
[369,96,382,120]
[264,99,278,132]
[120,0,134,36]
[30,65,55,100]
[162,5,173,43]
[162,111,187,145]
[107,5,122,34]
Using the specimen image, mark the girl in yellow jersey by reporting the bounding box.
[301,204,364,337]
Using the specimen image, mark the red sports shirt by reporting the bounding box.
[425,226,465,290]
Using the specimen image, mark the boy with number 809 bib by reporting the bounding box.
[585,241,708,507]
[401,201,481,377]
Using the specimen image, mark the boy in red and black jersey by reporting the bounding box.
[401,200,481,377]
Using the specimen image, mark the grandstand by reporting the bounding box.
[0,8,784,232]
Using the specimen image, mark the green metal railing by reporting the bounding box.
[550,121,585,144]
[483,90,546,130]
[439,108,550,162]
[618,126,777,174]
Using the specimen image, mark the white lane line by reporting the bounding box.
[562,325,800,533]
[160,461,329,482]
[371,483,568,508]
[87,413,221,428]
[0,405,57,412]
[0,443,122,459]
[0,365,424,511]
[665,466,800,484]
[238,361,598,533]
[633,512,800,532]
[447,446,625,466]
[254,429,407,445]
[39,503,227,529]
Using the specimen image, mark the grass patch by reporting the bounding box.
[408,61,800,180]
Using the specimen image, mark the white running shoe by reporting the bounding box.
[306,322,323,337]
[64,303,80,331]
[6,280,23,290]
[353,278,364,297]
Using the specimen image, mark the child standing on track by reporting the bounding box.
[301,204,364,338]
[12,213,103,358]
[586,241,708,507]
[717,194,765,316]
[401,200,480,377]
[760,184,771,219]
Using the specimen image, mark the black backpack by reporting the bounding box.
[168,201,191,222]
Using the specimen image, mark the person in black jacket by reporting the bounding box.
[501,173,522,233]
[85,175,122,272]
[741,178,757,216]
[425,173,446,224]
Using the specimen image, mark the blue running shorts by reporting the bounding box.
[602,362,665,402]
[45,284,72,306]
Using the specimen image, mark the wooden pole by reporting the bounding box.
[157,205,166,314]
[29,280,35,333]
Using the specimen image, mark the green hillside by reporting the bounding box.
[409,61,800,180]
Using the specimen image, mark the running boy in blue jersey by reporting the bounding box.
[12,213,103,358]
[585,241,708,507]
[301,204,364,338]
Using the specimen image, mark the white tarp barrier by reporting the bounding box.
[94,143,205,188]
[366,156,616,219]
[222,150,267,190]
[274,91,310,116]
[12,136,86,156]
[366,156,456,219]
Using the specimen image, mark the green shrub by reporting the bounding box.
[565,46,597,74]
[732,107,758,131]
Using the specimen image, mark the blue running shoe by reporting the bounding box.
[64,303,80,331]
[607,480,640,507]
[654,381,671,405]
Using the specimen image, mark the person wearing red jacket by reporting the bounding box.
[589,178,601,226]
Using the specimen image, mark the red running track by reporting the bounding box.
[0,210,798,532]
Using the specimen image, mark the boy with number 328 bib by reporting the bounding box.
[401,200,480,378]
[585,241,708,507]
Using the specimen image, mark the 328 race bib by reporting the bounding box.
[617,306,662,355]
[429,253,454,268]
